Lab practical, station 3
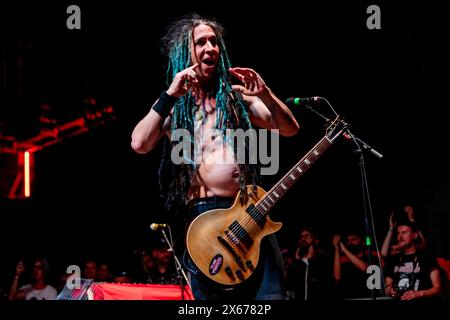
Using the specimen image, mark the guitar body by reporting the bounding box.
[186,185,282,286]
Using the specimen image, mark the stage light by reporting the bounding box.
[24,151,31,197]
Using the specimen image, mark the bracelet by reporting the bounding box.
[152,91,178,118]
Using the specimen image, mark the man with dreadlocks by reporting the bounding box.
[131,14,299,300]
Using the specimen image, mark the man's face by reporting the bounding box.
[97,264,111,281]
[32,261,44,281]
[84,261,97,280]
[143,254,155,270]
[298,230,315,249]
[397,225,417,250]
[191,24,220,81]
[346,235,363,254]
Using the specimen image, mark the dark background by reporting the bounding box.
[1,0,449,291]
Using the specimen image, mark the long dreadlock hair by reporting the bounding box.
[158,13,260,212]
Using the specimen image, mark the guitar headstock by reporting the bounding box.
[325,116,349,142]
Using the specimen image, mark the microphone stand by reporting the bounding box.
[344,130,384,300]
[160,227,191,300]
[301,100,386,300]
[303,104,330,122]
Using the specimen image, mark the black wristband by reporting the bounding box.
[152,91,178,118]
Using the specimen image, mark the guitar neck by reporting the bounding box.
[255,136,333,215]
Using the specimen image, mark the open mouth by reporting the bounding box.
[202,58,216,67]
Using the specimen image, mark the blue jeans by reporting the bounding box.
[183,197,285,300]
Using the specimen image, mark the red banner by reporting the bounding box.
[95,283,194,300]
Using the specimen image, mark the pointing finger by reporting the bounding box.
[189,63,200,71]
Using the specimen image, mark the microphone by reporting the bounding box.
[149,223,168,231]
[285,96,321,105]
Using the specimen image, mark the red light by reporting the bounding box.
[24,151,31,197]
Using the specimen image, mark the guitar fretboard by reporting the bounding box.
[255,136,333,215]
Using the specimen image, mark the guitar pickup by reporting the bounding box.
[228,221,254,248]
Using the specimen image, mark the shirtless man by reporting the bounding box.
[131,14,299,300]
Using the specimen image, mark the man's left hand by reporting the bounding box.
[229,67,267,96]
[400,290,421,300]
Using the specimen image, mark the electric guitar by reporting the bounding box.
[186,116,348,285]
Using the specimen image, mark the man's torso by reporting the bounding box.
[187,103,240,200]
